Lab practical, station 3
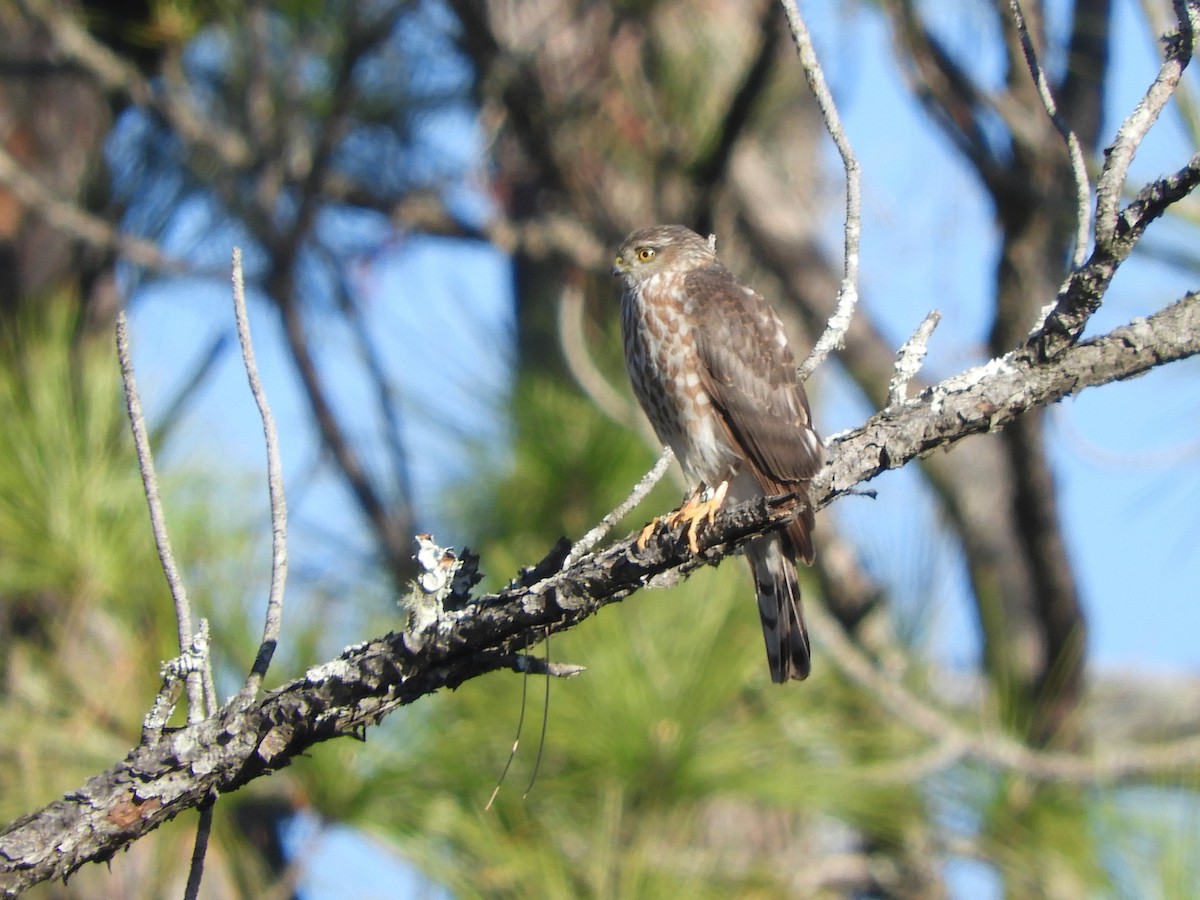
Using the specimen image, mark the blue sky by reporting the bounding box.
[123,0,1198,895]
[810,0,1200,672]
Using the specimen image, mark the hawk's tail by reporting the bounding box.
[748,535,811,683]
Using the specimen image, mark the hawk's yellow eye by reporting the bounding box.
[636,247,656,262]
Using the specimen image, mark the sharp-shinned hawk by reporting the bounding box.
[612,225,823,683]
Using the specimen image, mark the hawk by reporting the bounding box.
[612,225,823,682]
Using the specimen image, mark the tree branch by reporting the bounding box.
[1008,0,1093,270]
[822,290,1200,500]
[1030,150,1200,358]
[1094,0,1197,248]
[0,492,797,895]
[781,0,862,379]
[0,144,181,274]
[230,249,290,700]
[3,290,1198,893]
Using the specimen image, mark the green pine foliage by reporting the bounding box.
[0,300,183,805]
[0,297,276,896]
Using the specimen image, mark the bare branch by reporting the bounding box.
[115,312,205,713]
[182,799,215,900]
[117,308,219,895]
[0,490,801,895]
[823,291,1200,500]
[230,249,290,700]
[1094,0,1198,248]
[140,624,217,745]
[0,144,181,273]
[807,592,1200,784]
[196,620,218,717]
[563,446,675,567]
[887,311,941,406]
[1119,148,1200,239]
[780,0,862,379]
[1031,150,1200,358]
[1008,0,1093,270]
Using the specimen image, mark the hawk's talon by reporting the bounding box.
[637,480,730,554]
[636,519,658,550]
[636,489,703,551]
[683,480,728,553]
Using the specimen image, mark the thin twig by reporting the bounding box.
[115,313,199,694]
[195,619,218,716]
[562,446,675,567]
[118,307,219,898]
[1141,0,1200,140]
[887,311,941,405]
[1008,0,1092,271]
[141,623,217,743]
[781,0,862,379]
[522,448,676,600]
[1118,148,1200,241]
[1030,151,1200,357]
[1094,0,1198,249]
[485,633,530,811]
[231,249,290,700]
[524,628,551,800]
[182,799,215,900]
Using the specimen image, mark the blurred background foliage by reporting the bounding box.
[0,0,1198,897]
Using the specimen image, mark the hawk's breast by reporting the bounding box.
[621,272,741,485]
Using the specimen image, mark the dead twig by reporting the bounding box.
[231,249,290,701]
[780,0,862,378]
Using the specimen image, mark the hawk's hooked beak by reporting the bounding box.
[612,255,627,277]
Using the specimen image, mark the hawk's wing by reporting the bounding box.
[687,265,823,558]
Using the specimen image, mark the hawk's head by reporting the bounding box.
[612,225,716,289]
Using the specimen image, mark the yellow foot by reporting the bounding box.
[681,480,728,553]
[638,482,729,553]
[636,518,659,550]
